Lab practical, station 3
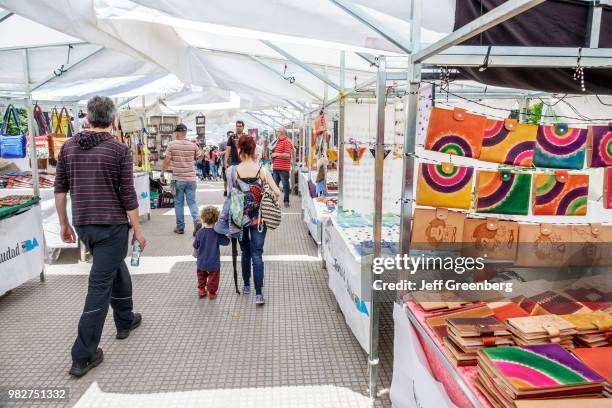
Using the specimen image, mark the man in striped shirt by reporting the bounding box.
[54,96,146,377]
[161,124,204,235]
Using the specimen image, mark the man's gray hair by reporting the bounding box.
[87,96,117,128]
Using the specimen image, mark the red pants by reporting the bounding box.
[197,269,220,294]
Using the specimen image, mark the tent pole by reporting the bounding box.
[369,55,386,402]
[338,51,346,212]
[22,49,40,198]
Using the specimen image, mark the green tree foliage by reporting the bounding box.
[0,107,28,134]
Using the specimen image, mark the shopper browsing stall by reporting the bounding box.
[230,135,281,305]
[54,96,146,378]
[224,121,245,168]
[271,128,293,208]
[160,124,204,236]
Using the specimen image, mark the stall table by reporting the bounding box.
[0,204,45,296]
[321,212,400,353]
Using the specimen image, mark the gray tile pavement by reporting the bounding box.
[0,180,393,407]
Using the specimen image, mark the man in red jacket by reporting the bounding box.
[271,128,293,208]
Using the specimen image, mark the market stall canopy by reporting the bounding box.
[454,0,612,94]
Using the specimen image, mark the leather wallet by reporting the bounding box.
[507,315,577,344]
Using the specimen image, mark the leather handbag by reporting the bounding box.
[586,123,612,167]
[475,169,531,215]
[425,107,487,159]
[516,223,572,267]
[416,162,474,209]
[479,118,537,166]
[532,171,589,216]
[410,208,465,252]
[48,107,70,163]
[0,104,27,159]
[118,108,142,133]
[605,167,612,209]
[534,123,588,169]
[462,217,518,262]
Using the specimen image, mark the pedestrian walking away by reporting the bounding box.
[161,124,205,236]
[271,127,293,208]
[228,135,281,305]
[192,205,230,299]
[54,96,147,378]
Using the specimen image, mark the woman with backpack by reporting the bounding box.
[228,135,281,305]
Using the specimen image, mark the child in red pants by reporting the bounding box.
[192,206,230,299]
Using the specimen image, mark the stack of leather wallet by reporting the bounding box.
[561,312,612,348]
[507,315,577,349]
[444,316,513,366]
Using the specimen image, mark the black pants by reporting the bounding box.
[72,224,134,362]
[272,170,290,203]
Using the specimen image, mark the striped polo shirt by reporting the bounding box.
[54,131,138,226]
[167,139,199,181]
[272,136,293,171]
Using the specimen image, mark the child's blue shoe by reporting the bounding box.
[242,285,251,294]
[255,295,265,305]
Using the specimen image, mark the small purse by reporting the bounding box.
[569,223,612,267]
[479,118,537,166]
[534,123,588,169]
[425,107,487,159]
[416,162,474,209]
[118,108,142,133]
[410,208,465,252]
[462,217,518,262]
[587,123,612,167]
[476,169,531,215]
[516,223,572,267]
[48,107,70,163]
[532,171,589,216]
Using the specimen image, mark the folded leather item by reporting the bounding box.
[519,290,591,316]
[507,315,577,347]
[572,347,612,383]
[426,303,493,340]
[447,316,510,337]
[488,301,530,322]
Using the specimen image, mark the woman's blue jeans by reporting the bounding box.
[239,224,267,295]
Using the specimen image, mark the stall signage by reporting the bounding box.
[0,237,39,264]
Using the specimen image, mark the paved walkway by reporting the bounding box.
[0,181,393,407]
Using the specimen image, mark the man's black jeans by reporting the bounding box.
[72,223,134,362]
[272,170,290,203]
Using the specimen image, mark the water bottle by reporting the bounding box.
[131,243,141,266]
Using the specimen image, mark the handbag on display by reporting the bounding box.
[314,111,327,135]
[51,107,71,135]
[604,167,612,209]
[479,118,537,166]
[424,107,487,159]
[533,123,588,169]
[475,169,531,215]
[29,104,50,161]
[118,108,142,133]
[416,162,474,209]
[410,208,465,252]
[462,217,518,262]
[516,223,572,267]
[0,104,27,159]
[586,123,612,167]
[48,107,71,162]
[258,179,281,231]
[532,171,589,216]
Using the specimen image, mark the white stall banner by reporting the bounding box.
[0,206,44,295]
[322,218,370,352]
